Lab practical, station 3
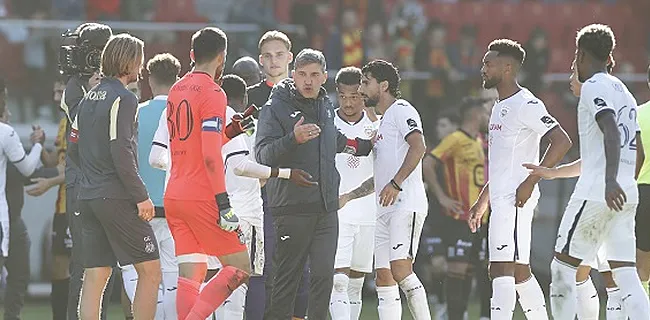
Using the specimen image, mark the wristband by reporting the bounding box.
[390,179,403,191]
[215,192,231,211]
[278,168,291,179]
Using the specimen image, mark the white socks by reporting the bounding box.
[398,273,431,320]
[348,277,364,320]
[515,274,549,320]
[162,271,178,319]
[612,266,650,319]
[492,276,516,320]
[576,277,599,320]
[606,287,627,320]
[377,285,402,320]
[121,264,138,303]
[550,258,578,320]
[329,273,351,320]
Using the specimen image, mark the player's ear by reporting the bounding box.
[288,51,294,64]
[379,80,389,93]
[291,70,295,78]
[189,50,195,63]
[258,54,264,66]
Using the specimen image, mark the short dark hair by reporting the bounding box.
[488,39,526,65]
[335,66,362,86]
[192,27,228,65]
[361,60,401,98]
[576,24,615,62]
[294,48,326,72]
[221,74,247,102]
[147,53,181,86]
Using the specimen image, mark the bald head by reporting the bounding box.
[232,57,262,86]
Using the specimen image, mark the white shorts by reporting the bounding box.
[489,194,539,264]
[240,218,264,276]
[583,245,610,272]
[150,218,177,272]
[334,223,375,273]
[375,211,425,270]
[555,198,637,263]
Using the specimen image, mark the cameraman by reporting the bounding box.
[60,22,112,320]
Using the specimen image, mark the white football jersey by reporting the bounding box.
[572,73,639,204]
[0,123,33,256]
[222,128,263,222]
[335,110,376,225]
[152,109,171,188]
[487,88,557,200]
[373,99,428,216]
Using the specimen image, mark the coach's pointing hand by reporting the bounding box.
[294,117,321,144]
[137,199,155,222]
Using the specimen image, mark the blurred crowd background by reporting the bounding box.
[0,0,649,305]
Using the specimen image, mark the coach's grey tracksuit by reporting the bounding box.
[255,78,371,320]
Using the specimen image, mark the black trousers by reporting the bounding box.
[264,211,338,320]
[3,216,31,320]
[66,185,113,320]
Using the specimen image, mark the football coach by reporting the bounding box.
[255,48,373,320]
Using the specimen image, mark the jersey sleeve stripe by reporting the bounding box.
[108,97,122,141]
[152,141,167,149]
[224,150,250,164]
[10,154,26,164]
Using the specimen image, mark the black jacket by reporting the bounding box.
[255,78,371,214]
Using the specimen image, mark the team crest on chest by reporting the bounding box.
[363,125,375,138]
[500,105,510,118]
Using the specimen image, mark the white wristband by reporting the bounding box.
[278,168,291,179]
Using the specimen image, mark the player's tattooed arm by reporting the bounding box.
[636,132,644,180]
[340,177,375,208]
[350,176,375,200]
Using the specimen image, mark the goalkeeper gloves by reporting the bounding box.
[215,193,239,232]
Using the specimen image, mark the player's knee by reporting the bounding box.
[514,264,532,283]
[389,260,413,282]
[135,260,162,284]
[333,273,349,293]
[489,262,514,279]
[375,268,396,286]
[576,265,592,282]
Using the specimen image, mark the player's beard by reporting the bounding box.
[364,93,380,108]
[482,75,500,89]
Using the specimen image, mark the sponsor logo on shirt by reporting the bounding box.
[527,100,539,105]
[489,123,502,131]
[406,118,417,130]
[593,97,607,109]
[540,115,556,127]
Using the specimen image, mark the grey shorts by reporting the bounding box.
[79,198,159,268]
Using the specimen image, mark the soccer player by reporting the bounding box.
[247,30,311,320]
[232,57,262,87]
[329,66,377,320]
[636,65,650,296]
[426,97,489,320]
[537,24,649,319]
[24,80,70,320]
[355,59,430,319]
[0,79,43,319]
[161,27,251,320]
[526,61,627,320]
[119,53,182,320]
[67,34,162,320]
[467,39,573,320]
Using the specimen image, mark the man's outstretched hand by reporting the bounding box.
[289,168,318,187]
